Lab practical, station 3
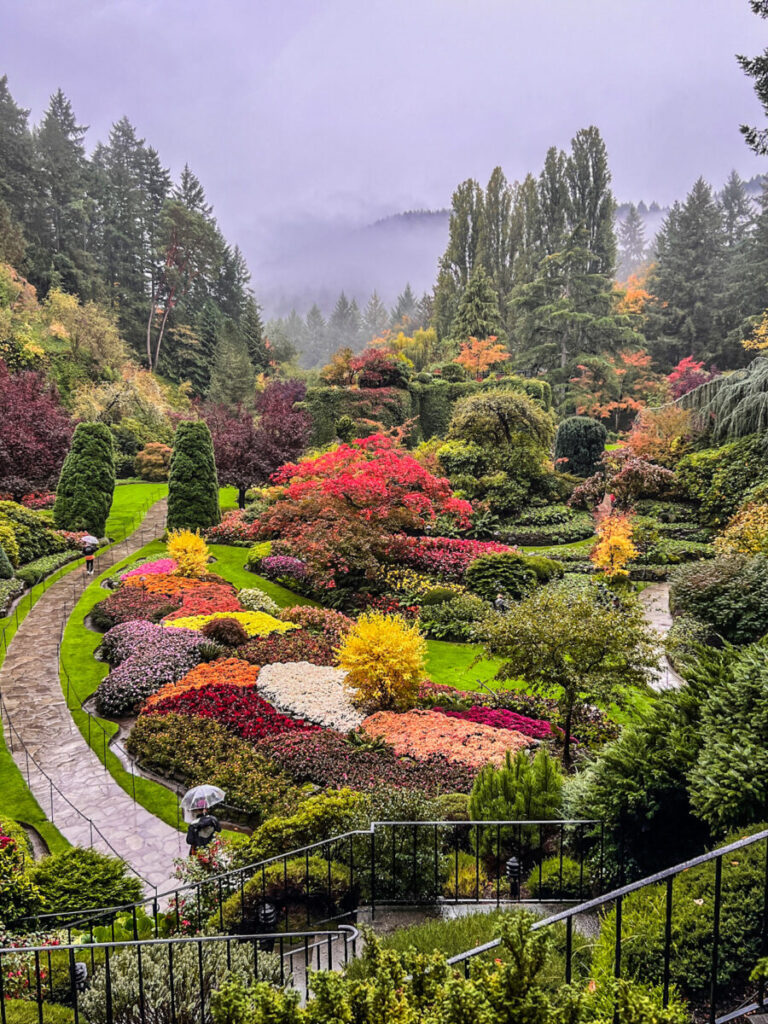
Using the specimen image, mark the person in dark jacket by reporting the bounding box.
[186,810,222,857]
[83,540,98,575]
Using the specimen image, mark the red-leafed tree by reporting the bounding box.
[667,355,719,399]
[257,434,473,594]
[0,360,73,497]
[204,380,310,508]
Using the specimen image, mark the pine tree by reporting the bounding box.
[391,283,417,328]
[328,291,361,350]
[53,422,116,536]
[207,320,255,406]
[647,178,729,367]
[719,170,754,248]
[304,303,327,365]
[737,1,768,155]
[174,164,212,218]
[617,203,647,279]
[361,291,389,341]
[241,297,269,371]
[166,420,220,531]
[0,75,36,227]
[451,264,505,341]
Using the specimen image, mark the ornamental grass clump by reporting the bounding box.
[337,611,426,711]
[167,528,210,577]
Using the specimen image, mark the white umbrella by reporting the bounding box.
[81,535,99,546]
[181,785,226,823]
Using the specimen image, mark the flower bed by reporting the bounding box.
[95,623,212,716]
[258,555,308,581]
[206,510,262,545]
[388,536,512,581]
[165,611,297,637]
[144,658,260,708]
[121,558,178,579]
[145,682,319,742]
[361,709,534,768]
[255,663,364,731]
[91,587,182,629]
[237,630,339,668]
[255,729,477,794]
[433,705,553,740]
[278,606,355,642]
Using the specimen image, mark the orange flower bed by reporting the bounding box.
[123,573,242,618]
[361,709,533,769]
[143,658,259,708]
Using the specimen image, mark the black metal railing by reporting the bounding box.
[445,825,768,1024]
[0,926,359,1021]
[13,818,603,941]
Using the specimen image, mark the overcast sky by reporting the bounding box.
[1,0,766,304]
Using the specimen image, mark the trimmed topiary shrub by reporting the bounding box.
[166,420,221,532]
[554,416,607,477]
[200,616,250,648]
[465,552,537,600]
[53,422,115,536]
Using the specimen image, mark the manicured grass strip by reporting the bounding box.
[219,486,239,513]
[105,481,168,542]
[520,537,595,554]
[425,639,505,691]
[59,540,184,831]
[207,544,318,607]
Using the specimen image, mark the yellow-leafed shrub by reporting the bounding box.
[715,502,768,556]
[337,611,426,711]
[590,514,637,580]
[167,529,210,577]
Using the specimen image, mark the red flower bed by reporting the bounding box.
[388,536,512,581]
[237,629,338,667]
[206,510,262,545]
[255,729,477,794]
[145,682,319,742]
[92,588,182,629]
[166,587,243,620]
[434,705,553,740]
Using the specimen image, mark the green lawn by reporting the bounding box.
[105,481,167,541]
[208,544,318,607]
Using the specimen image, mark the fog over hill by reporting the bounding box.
[254,175,765,320]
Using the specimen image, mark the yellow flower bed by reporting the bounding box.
[165,611,298,637]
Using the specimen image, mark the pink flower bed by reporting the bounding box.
[389,536,513,581]
[121,558,178,579]
[434,705,553,740]
[361,709,534,769]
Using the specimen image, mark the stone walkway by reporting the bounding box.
[639,583,684,691]
[0,499,184,897]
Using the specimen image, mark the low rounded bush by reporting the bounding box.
[237,586,279,614]
[134,442,172,481]
[200,616,250,647]
[420,586,460,606]
[665,614,716,667]
[431,792,470,822]
[337,611,426,711]
[243,788,367,863]
[525,855,587,900]
[442,850,492,898]
[418,593,491,640]
[244,540,273,570]
[30,848,143,913]
[465,552,537,601]
[669,554,768,644]
[523,555,564,583]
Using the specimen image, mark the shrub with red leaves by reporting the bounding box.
[146,683,319,742]
[237,629,338,667]
[255,729,476,794]
[388,536,512,581]
[201,617,250,647]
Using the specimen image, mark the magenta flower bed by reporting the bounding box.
[389,536,513,581]
[434,705,553,740]
[121,558,177,579]
[259,555,308,581]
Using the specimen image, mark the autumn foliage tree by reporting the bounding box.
[666,355,719,398]
[453,336,510,381]
[590,514,638,580]
[0,359,73,497]
[205,380,310,508]
[568,349,667,431]
[627,405,694,467]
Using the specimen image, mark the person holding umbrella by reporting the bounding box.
[81,534,99,576]
[182,785,225,857]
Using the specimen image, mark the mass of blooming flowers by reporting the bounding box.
[433,705,553,740]
[121,558,178,579]
[259,555,308,581]
[361,709,534,769]
[387,536,513,581]
[165,611,298,637]
[206,510,262,545]
[144,659,260,707]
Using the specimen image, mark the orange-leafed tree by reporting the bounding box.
[627,405,694,468]
[744,310,768,353]
[591,513,638,580]
[453,336,510,381]
[569,349,667,432]
[615,271,653,317]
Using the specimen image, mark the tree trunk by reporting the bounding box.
[563,706,573,768]
[152,298,174,372]
[146,296,156,371]
[238,487,247,509]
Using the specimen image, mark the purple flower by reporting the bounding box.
[259,555,308,581]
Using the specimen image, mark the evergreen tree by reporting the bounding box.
[391,283,417,328]
[361,290,389,341]
[139,146,171,311]
[0,75,36,227]
[174,163,212,218]
[166,420,220,531]
[53,422,115,536]
[554,416,607,476]
[0,199,26,266]
[414,291,433,331]
[207,320,255,406]
[737,1,768,155]
[566,126,616,278]
[241,297,269,371]
[719,170,754,248]
[480,166,513,305]
[433,179,484,337]
[328,291,361,350]
[451,264,505,341]
[646,178,729,367]
[617,203,647,279]
[0,543,13,580]
[304,303,327,365]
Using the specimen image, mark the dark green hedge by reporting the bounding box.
[53,422,116,536]
[166,420,221,532]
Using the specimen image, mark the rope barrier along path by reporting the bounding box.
[0,497,182,896]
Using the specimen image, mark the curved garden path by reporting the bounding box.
[0,499,184,896]
[639,583,684,691]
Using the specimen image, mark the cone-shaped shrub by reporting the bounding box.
[53,423,115,536]
[554,416,607,477]
[0,543,13,580]
[166,421,220,532]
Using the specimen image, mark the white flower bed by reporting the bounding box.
[257,662,364,732]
